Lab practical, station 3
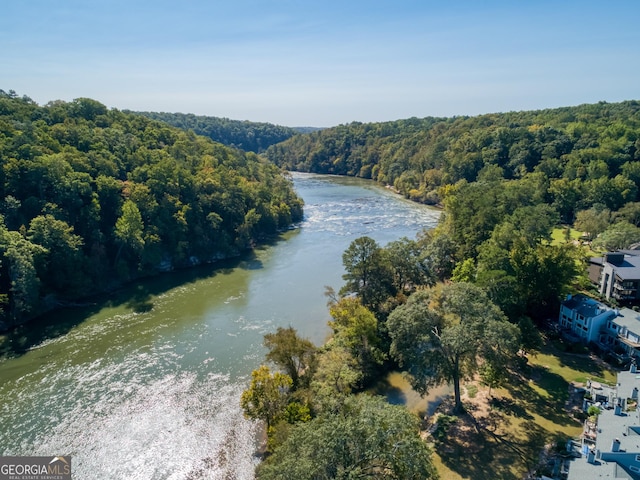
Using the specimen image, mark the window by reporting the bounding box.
[631,465,640,473]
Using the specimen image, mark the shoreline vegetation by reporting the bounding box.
[247,304,619,479]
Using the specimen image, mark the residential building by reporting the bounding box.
[566,368,640,480]
[559,294,617,344]
[589,251,640,301]
[559,295,640,363]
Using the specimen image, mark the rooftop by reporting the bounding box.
[562,294,615,319]
[613,308,640,337]
[567,371,640,480]
[597,252,640,281]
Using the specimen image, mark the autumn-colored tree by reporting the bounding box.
[240,365,292,429]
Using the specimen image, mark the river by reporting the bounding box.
[0,173,441,479]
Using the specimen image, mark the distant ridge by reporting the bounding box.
[129,111,319,153]
[265,99,640,209]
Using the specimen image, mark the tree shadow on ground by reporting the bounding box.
[435,401,563,479]
[552,348,612,380]
[489,397,534,420]
[433,355,585,480]
[503,366,578,428]
[435,407,525,480]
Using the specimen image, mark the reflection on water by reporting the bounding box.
[0,173,440,479]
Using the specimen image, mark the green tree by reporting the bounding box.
[592,221,640,251]
[310,346,362,414]
[509,242,580,318]
[451,258,476,283]
[340,236,393,311]
[263,327,316,389]
[256,395,438,480]
[574,206,611,241]
[615,202,640,227]
[27,215,87,296]
[114,199,145,264]
[240,365,292,429]
[508,204,559,246]
[328,297,385,379]
[419,231,458,282]
[384,237,432,292]
[476,269,522,319]
[387,282,520,413]
[0,229,46,323]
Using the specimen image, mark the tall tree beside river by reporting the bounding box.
[387,282,520,413]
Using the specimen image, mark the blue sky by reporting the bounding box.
[2,1,639,126]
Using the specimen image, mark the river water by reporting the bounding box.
[0,173,440,479]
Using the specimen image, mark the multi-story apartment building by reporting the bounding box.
[589,251,640,302]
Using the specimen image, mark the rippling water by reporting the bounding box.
[0,173,440,479]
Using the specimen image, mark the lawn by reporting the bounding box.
[550,226,583,245]
[550,226,601,257]
[428,344,618,480]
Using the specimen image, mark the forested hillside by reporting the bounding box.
[0,90,303,329]
[266,101,640,213]
[266,100,640,319]
[131,111,301,153]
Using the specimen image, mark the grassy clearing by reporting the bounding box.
[550,226,583,245]
[529,347,616,386]
[550,226,600,257]
[428,344,617,479]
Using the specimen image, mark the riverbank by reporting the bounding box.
[0,227,299,336]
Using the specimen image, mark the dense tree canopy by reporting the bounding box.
[0,90,303,329]
[266,101,640,318]
[256,394,438,480]
[266,101,640,217]
[249,100,640,479]
[131,111,304,153]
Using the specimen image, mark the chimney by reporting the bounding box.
[612,438,621,452]
[606,253,625,266]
